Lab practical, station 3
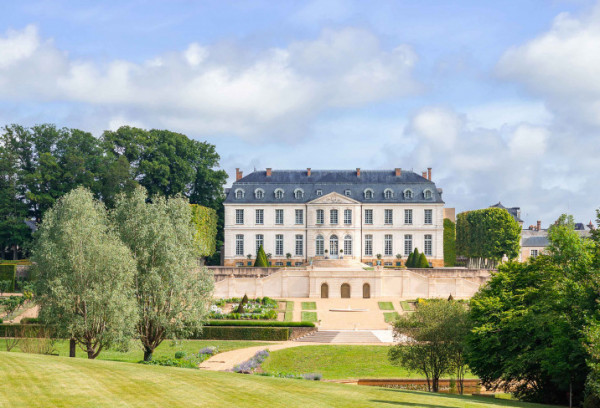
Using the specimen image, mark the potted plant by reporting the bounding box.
[324,249,329,259]
[247,254,252,266]
[339,249,344,259]
[376,253,382,266]
[395,253,402,267]
[266,253,272,266]
[286,253,292,266]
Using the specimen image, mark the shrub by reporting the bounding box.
[233,349,270,374]
[302,373,322,381]
[192,326,290,341]
[174,351,187,359]
[205,320,314,327]
[20,318,40,325]
[141,357,198,369]
[0,265,16,292]
[418,253,430,268]
[235,294,249,314]
[406,252,414,268]
[254,245,269,267]
[198,346,218,356]
[443,218,456,266]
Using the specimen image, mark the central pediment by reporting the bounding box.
[308,192,360,205]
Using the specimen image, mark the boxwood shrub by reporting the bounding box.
[0,264,16,292]
[192,326,290,341]
[205,320,314,328]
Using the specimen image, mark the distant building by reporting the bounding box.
[520,219,593,262]
[489,202,523,226]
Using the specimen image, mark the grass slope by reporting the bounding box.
[0,352,554,408]
[301,302,317,310]
[0,339,273,363]
[377,302,395,310]
[301,312,318,322]
[261,345,479,380]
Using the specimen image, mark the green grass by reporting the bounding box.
[301,302,316,310]
[384,312,400,323]
[0,339,273,363]
[377,302,395,310]
[284,301,294,322]
[400,300,413,311]
[301,312,317,322]
[0,351,554,408]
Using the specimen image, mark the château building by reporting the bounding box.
[223,168,445,267]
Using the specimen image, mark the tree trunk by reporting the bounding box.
[87,348,96,359]
[432,377,439,393]
[69,338,76,357]
[144,348,153,362]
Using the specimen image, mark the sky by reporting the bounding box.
[1,0,599,226]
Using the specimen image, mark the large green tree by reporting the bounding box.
[112,187,214,361]
[32,187,137,359]
[443,218,456,266]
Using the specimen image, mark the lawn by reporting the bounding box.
[284,301,294,322]
[301,302,317,310]
[0,351,555,408]
[384,312,400,323]
[0,339,273,363]
[377,302,395,310]
[400,300,414,311]
[261,345,480,380]
[301,312,318,322]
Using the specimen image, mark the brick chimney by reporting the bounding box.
[395,168,402,177]
[307,168,311,177]
[537,220,541,231]
[427,167,432,181]
[356,168,361,177]
[266,168,272,177]
[235,168,243,181]
[422,171,427,178]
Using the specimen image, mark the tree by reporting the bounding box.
[443,219,456,266]
[389,299,470,393]
[254,245,269,267]
[190,204,218,260]
[467,215,599,405]
[112,186,214,361]
[406,252,414,268]
[32,187,137,359]
[418,252,430,268]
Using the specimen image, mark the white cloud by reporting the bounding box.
[0,25,420,141]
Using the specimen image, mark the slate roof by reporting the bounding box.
[522,236,549,247]
[225,169,444,204]
[489,202,523,223]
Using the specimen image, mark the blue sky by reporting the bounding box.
[1,0,599,226]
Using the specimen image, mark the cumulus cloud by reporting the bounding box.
[0,25,420,140]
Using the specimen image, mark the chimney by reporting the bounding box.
[266,168,272,177]
[537,220,541,231]
[307,168,311,177]
[356,168,361,177]
[235,168,243,181]
[422,171,427,178]
[395,168,402,177]
[427,167,432,181]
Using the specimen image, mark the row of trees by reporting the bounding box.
[0,124,227,261]
[392,214,600,406]
[33,187,214,361]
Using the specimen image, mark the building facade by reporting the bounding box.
[223,168,445,267]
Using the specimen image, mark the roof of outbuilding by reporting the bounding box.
[225,169,444,204]
[522,236,549,247]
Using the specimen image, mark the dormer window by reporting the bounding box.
[403,189,414,200]
[294,188,304,199]
[235,189,245,199]
[316,190,323,196]
[274,188,284,199]
[254,188,265,199]
[423,189,433,200]
[364,188,374,199]
[384,188,394,199]
[344,190,351,196]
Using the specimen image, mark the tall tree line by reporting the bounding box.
[0,124,227,260]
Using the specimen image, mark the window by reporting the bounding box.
[294,188,304,199]
[424,209,432,225]
[364,189,374,199]
[295,262,302,267]
[344,235,352,255]
[235,209,244,224]
[330,209,338,224]
[384,234,393,256]
[364,209,373,224]
[404,234,413,256]
[384,188,393,199]
[316,189,323,196]
[295,209,304,224]
[316,235,324,256]
[424,234,432,256]
[255,209,264,224]
[255,234,264,253]
[344,209,352,224]
[424,189,433,199]
[295,235,304,256]
[275,261,284,266]
[235,234,244,256]
[275,234,283,256]
[274,189,284,199]
[384,262,393,267]
[254,188,264,199]
[364,235,373,256]
[235,189,244,199]
[316,209,324,224]
[404,189,414,199]
[404,209,413,224]
[344,189,351,196]
[275,209,284,225]
[236,262,244,267]
[530,249,539,258]
[384,209,393,225]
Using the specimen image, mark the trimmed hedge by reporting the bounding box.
[193,326,290,341]
[0,264,16,292]
[206,320,314,327]
[0,324,47,337]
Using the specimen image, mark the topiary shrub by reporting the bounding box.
[418,253,430,268]
[235,294,249,314]
[254,245,269,267]
[406,252,414,268]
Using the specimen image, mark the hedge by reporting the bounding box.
[0,264,16,292]
[192,326,290,341]
[205,320,314,327]
[0,324,47,337]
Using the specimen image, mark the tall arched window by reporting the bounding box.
[235,189,244,199]
[344,235,353,256]
[316,235,324,256]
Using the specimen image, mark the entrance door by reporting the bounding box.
[341,283,351,298]
[321,283,329,298]
[363,283,370,299]
[330,235,339,259]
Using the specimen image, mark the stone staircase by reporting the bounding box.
[295,330,382,343]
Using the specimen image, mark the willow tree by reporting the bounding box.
[32,187,136,359]
[112,187,214,361]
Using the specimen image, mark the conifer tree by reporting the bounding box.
[254,245,269,267]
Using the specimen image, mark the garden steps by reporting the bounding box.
[295,330,384,344]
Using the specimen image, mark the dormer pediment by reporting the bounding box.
[308,192,360,205]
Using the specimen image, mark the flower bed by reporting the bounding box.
[210,297,279,320]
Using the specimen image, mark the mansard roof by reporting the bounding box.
[225,169,444,204]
